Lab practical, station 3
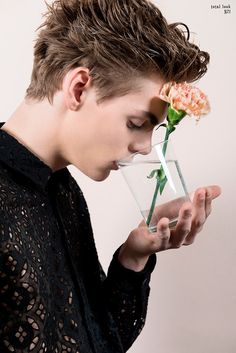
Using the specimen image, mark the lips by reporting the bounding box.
[111,162,119,170]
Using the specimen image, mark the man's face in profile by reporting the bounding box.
[61,74,167,181]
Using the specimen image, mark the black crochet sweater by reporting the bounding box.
[0,122,156,353]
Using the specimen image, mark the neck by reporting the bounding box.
[1,97,69,172]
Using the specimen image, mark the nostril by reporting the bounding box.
[138,144,152,155]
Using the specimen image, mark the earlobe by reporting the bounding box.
[63,67,91,111]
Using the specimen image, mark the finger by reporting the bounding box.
[208,185,222,199]
[191,188,207,231]
[184,189,206,245]
[155,217,170,250]
[184,186,221,245]
[204,185,221,217]
[171,202,193,248]
[205,187,212,218]
[190,185,221,202]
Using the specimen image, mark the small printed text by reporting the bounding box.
[211,4,231,14]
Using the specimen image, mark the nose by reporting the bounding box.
[128,135,152,155]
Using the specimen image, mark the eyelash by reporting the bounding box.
[127,121,143,130]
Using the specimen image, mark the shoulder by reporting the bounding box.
[0,162,27,211]
[0,163,17,207]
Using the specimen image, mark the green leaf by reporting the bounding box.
[157,169,165,181]
[157,169,167,195]
[155,123,167,131]
[147,169,158,179]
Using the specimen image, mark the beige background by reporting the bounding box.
[0,1,235,352]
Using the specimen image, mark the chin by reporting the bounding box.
[74,162,111,181]
[85,168,111,182]
[93,170,111,182]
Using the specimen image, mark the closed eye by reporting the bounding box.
[127,121,143,130]
[127,111,160,132]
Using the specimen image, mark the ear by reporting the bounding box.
[62,67,92,111]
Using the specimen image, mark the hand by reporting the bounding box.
[118,185,221,271]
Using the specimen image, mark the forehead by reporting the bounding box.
[128,76,168,122]
[149,96,168,124]
[98,74,168,122]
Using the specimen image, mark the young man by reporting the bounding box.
[0,0,221,352]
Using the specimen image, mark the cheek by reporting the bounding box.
[99,118,128,145]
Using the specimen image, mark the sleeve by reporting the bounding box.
[102,246,157,352]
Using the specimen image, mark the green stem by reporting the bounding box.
[146,126,173,227]
[146,180,160,226]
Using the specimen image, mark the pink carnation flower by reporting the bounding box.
[146,81,210,228]
[160,82,210,118]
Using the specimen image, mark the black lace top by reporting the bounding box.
[0,122,156,353]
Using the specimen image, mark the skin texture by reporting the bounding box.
[0,68,221,271]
